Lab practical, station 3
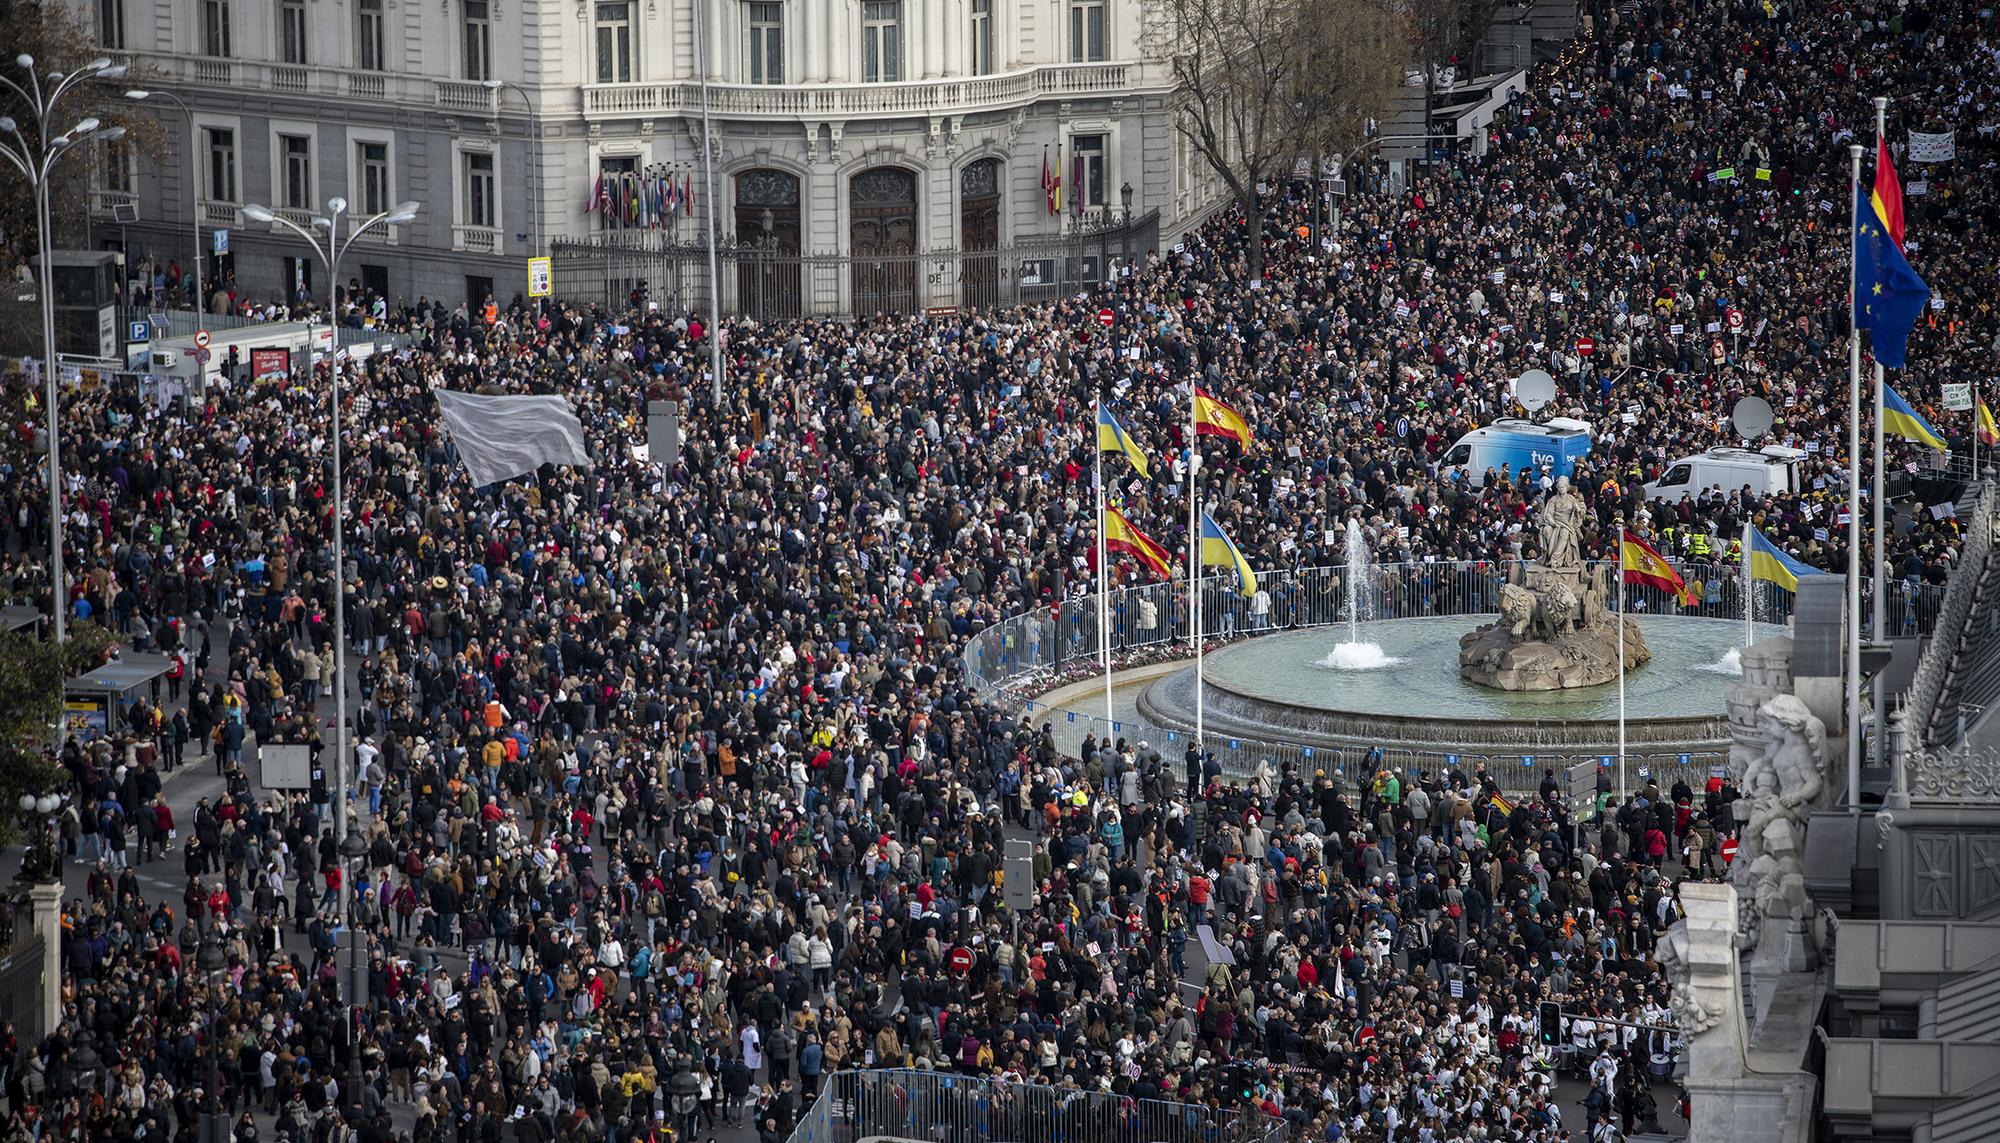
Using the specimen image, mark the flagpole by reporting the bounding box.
[1846,141,1865,814]
[1871,95,1890,773]
[1616,518,1628,805]
[1097,400,1114,737]
[1742,519,1754,652]
[1188,390,1203,756]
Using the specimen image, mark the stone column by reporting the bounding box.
[1678,882,1747,1084]
[24,880,61,1042]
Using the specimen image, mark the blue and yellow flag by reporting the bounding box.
[1853,179,1928,369]
[1746,527,1822,592]
[1096,403,1151,479]
[1198,512,1258,598]
[1883,384,1947,450]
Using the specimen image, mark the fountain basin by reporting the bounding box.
[1139,614,1781,759]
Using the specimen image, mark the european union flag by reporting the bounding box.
[1853,184,1929,368]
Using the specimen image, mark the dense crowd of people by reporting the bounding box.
[3,0,1997,1141]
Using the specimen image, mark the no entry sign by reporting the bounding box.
[1576,335,1595,356]
[949,946,975,975]
[1098,308,1115,328]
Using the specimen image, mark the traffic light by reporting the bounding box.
[1538,1001,1562,1045]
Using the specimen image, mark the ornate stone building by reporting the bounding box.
[76,0,1207,310]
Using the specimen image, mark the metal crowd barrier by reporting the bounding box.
[790,1070,1285,1143]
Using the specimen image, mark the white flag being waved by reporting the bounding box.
[431,387,592,488]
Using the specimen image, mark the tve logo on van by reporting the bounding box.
[1531,451,1556,468]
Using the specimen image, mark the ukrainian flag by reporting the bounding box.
[1746,527,1822,592]
[1096,403,1151,478]
[1883,384,1947,451]
[1198,512,1258,598]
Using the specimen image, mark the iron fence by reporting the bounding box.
[964,560,1947,792]
[551,211,1161,321]
[789,1070,1284,1143]
[118,305,409,349]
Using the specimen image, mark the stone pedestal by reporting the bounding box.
[1459,613,1649,690]
[23,879,61,1042]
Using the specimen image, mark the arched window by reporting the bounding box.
[735,169,801,318]
[850,167,916,313]
[960,159,1002,309]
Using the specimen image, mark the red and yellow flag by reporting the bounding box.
[1621,529,1693,606]
[1978,399,1998,447]
[1193,387,1252,447]
[1871,138,1905,250]
[1105,508,1173,579]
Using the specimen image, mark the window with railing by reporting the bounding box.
[1069,0,1105,63]
[463,151,495,228]
[462,0,492,81]
[595,2,632,83]
[103,143,136,194]
[969,0,992,76]
[356,0,384,70]
[280,0,308,63]
[99,0,125,49]
[358,142,389,216]
[862,1,901,83]
[280,134,312,210]
[202,0,232,57]
[205,127,236,201]
[747,1,783,85]
[1072,132,1105,206]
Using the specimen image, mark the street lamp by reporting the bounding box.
[0,55,129,645]
[123,89,206,327]
[244,192,412,1115]
[15,792,63,883]
[481,78,540,257]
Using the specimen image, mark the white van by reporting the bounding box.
[1642,445,1807,502]
[1442,417,1595,488]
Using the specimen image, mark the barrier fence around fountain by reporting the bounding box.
[963,560,1945,793]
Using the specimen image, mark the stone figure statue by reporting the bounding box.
[1730,694,1828,951]
[1461,478,1646,691]
[1536,476,1586,570]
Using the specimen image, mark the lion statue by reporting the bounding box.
[1497,580,1579,642]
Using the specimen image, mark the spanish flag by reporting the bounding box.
[1746,526,1822,593]
[1193,387,1252,447]
[1872,139,1905,250]
[1979,399,1998,448]
[1883,384,1947,451]
[1105,508,1173,579]
[1096,403,1151,479]
[1198,512,1258,598]
[1621,529,1693,606]
[1488,791,1513,815]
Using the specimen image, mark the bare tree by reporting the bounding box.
[0,0,158,274]
[1153,0,1404,281]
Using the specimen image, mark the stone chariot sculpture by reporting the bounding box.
[1459,477,1652,691]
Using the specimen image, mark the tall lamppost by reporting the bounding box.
[242,193,413,1114]
[481,79,540,257]
[123,89,205,326]
[0,54,130,643]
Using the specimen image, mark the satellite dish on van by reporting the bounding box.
[1732,396,1775,442]
[1516,370,1557,415]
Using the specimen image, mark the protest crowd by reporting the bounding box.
[2,0,1997,1141]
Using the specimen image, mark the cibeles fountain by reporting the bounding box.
[1137,486,1772,767]
[1456,475,1650,690]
